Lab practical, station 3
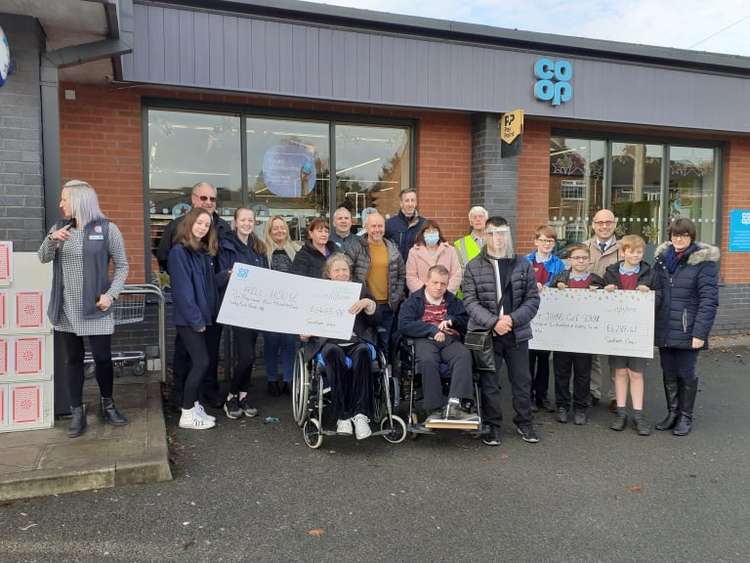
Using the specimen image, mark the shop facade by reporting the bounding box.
[1,0,749,334]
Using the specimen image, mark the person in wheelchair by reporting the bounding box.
[398,265,477,422]
[300,253,381,440]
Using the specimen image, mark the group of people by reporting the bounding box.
[41,180,719,448]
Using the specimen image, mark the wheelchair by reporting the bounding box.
[397,337,483,438]
[291,341,407,449]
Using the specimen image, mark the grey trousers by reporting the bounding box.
[589,354,616,401]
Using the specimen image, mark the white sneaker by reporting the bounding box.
[336,418,353,435]
[352,414,372,440]
[179,407,216,430]
[194,402,216,422]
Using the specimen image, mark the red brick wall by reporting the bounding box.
[516,119,552,253]
[722,136,750,284]
[59,83,471,281]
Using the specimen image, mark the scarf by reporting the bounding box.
[664,243,696,274]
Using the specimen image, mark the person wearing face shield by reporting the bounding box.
[461,217,541,447]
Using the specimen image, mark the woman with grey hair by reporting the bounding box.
[38,180,129,438]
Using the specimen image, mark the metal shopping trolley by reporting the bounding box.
[84,284,167,380]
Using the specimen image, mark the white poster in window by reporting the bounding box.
[529,289,655,358]
[217,264,362,340]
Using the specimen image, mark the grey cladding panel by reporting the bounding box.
[123,4,750,133]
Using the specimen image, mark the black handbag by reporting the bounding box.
[464,330,496,372]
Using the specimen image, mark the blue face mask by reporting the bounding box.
[424,233,440,246]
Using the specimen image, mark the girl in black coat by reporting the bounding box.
[652,218,719,436]
[216,207,268,420]
[301,253,381,440]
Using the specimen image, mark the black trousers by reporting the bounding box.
[479,338,533,429]
[529,349,551,404]
[177,326,210,410]
[414,336,473,411]
[171,332,190,407]
[59,331,114,408]
[320,343,373,420]
[202,324,223,402]
[229,327,259,395]
[553,351,592,411]
[659,347,699,383]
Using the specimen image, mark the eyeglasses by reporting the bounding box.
[198,195,217,202]
[537,238,556,244]
[593,221,615,226]
[569,256,589,261]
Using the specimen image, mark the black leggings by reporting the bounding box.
[59,331,113,408]
[320,343,373,420]
[229,327,259,395]
[177,326,210,410]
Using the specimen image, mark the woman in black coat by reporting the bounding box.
[652,218,719,436]
[291,217,337,279]
[301,253,381,440]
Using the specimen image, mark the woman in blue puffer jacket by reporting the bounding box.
[652,218,719,436]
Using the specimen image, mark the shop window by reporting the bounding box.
[548,137,605,243]
[668,146,717,244]
[611,143,663,245]
[147,110,242,256]
[334,124,411,228]
[246,117,330,242]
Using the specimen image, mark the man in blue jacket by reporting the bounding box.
[385,188,427,261]
[399,265,476,422]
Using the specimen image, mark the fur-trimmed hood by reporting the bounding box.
[655,241,720,265]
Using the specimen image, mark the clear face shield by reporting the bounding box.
[485,225,514,258]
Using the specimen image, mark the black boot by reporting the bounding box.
[609,407,627,431]
[68,405,87,438]
[673,379,698,436]
[99,397,128,426]
[655,375,680,431]
[632,410,651,436]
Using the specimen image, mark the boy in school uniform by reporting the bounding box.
[603,234,659,436]
[551,243,605,425]
[525,225,566,412]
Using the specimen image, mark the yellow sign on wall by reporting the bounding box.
[500,109,524,144]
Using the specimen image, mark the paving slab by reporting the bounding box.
[0,376,171,501]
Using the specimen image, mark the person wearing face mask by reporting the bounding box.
[385,188,427,261]
[652,218,719,436]
[168,208,220,430]
[461,216,541,447]
[216,208,268,419]
[405,220,462,295]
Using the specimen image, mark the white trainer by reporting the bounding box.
[179,407,216,430]
[336,418,353,435]
[194,402,216,422]
[352,413,372,440]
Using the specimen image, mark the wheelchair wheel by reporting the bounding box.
[292,349,308,427]
[380,415,407,444]
[303,418,323,449]
[408,413,420,440]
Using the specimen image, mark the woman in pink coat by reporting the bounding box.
[406,219,462,294]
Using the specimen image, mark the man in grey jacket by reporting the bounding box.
[462,216,541,446]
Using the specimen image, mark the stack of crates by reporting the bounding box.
[0,243,54,432]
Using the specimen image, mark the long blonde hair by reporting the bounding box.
[264,215,299,264]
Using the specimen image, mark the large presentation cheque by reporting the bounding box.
[217,264,362,340]
[529,289,655,358]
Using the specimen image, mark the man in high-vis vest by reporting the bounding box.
[454,206,488,298]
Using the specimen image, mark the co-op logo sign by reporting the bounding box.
[533,58,573,106]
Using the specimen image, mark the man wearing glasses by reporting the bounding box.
[584,209,621,410]
[157,182,232,410]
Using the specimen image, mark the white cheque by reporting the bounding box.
[217,264,362,340]
[529,289,655,358]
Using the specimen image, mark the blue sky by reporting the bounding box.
[304,0,750,57]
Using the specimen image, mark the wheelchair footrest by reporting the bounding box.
[424,418,481,430]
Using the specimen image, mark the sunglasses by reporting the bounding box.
[198,195,217,202]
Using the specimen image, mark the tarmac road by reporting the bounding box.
[1,346,749,563]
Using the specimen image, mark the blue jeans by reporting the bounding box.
[375,303,395,359]
[263,332,297,383]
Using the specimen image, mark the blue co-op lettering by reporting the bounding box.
[533,58,573,106]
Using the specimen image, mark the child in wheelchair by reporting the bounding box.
[398,265,479,424]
